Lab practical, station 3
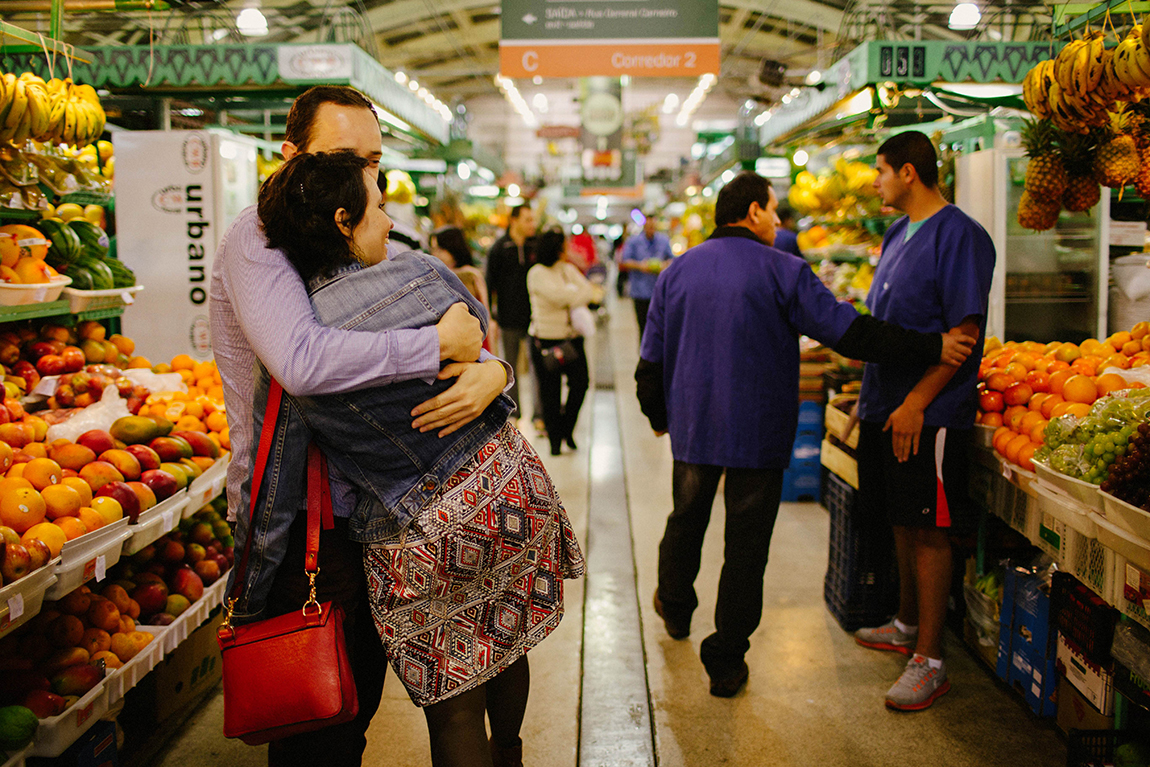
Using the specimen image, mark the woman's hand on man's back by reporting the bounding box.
[411,359,508,437]
[437,303,484,362]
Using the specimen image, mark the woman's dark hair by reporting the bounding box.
[535,230,566,267]
[284,86,375,152]
[258,150,371,283]
[715,172,772,227]
[432,227,474,268]
[877,131,939,188]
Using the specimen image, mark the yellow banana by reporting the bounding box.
[1131,38,1150,84]
[1057,39,1088,91]
[1087,34,1105,91]
[74,83,98,104]
[1114,39,1146,89]
[76,100,93,145]
[46,93,67,142]
[62,100,77,145]
[25,85,48,140]
[13,101,32,144]
[4,79,27,133]
[1072,37,1093,97]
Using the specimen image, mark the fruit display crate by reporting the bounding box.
[819,438,858,490]
[823,402,858,450]
[1033,460,1103,513]
[1,744,31,767]
[105,626,169,705]
[44,517,131,600]
[28,679,108,758]
[1034,481,1099,538]
[1114,555,1150,632]
[185,454,229,513]
[152,576,228,654]
[121,490,189,556]
[62,285,143,314]
[1094,512,1150,573]
[1066,729,1147,767]
[1101,491,1150,543]
[0,276,71,307]
[1067,528,1119,603]
[0,561,58,639]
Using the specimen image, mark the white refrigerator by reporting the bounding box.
[114,129,259,362]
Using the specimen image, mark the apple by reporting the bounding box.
[193,558,221,585]
[76,430,115,456]
[140,469,179,501]
[188,522,213,546]
[60,347,85,373]
[25,341,57,362]
[169,566,204,602]
[1,542,31,582]
[130,581,168,616]
[70,372,91,394]
[158,539,184,564]
[96,481,141,523]
[0,525,19,545]
[11,360,38,390]
[25,538,51,570]
[35,355,67,377]
[184,543,206,564]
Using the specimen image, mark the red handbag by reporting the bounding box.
[217,379,359,746]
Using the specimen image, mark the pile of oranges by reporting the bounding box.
[978,321,1150,470]
[138,356,228,451]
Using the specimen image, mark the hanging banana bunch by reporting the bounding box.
[0,73,106,148]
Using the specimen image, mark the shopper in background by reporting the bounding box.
[378,169,426,256]
[773,204,803,258]
[849,131,995,712]
[565,227,599,274]
[620,214,674,341]
[209,85,510,767]
[487,205,540,425]
[635,171,976,699]
[252,150,583,767]
[528,230,605,456]
[431,227,490,341]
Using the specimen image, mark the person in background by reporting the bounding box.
[773,204,803,258]
[487,205,541,426]
[566,228,599,274]
[849,131,995,712]
[635,171,975,699]
[378,169,426,256]
[620,214,674,342]
[528,230,605,456]
[210,85,509,767]
[431,226,490,321]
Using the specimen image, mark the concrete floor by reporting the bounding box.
[145,302,1067,767]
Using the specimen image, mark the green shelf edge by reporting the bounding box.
[0,300,123,323]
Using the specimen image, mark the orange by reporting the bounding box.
[12,257,51,284]
[1005,433,1032,465]
[1049,369,1074,395]
[1029,392,1051,412]
[1062,375,1098,404]
[1017,442,1038,472]
[89,496,122,526]
[1020,411,1045,434]
[1132,321,1150,340]
[1051,401,1075,419]
[54,516,88,541]
[982,412,1004,427]
[219,428,230,451]
[1005,405,1028,432]
[205,412,228,433]
[61,476,93,506]
[1070,357,1099,377]
[1047,360,1071,374]
[1109,331,1133,349]
[1102,353,1131,371]
[0,476,33,496]
[1123,340,1143,356]
[0,486,45,533]
[1144,335,1150,352]
[77,507,104,532]
[1041,394,1065,419]
[1096,373,1130,396]
[985,372,1014,392]
[183,401,204,419]
[23,457,63,491]
[21,442,46,459]
[174,416,204,432]
[21,521,65,556]
[127,356,152,369]
[40,483,82,520]
[6,464,25,479]
[1054,342,1081,363]
[1029,419,1048,444]
[1006,362,1028,381]
[1065,403,1092,418]
[192,361,215,380]
[993,427,1014,453]
[0,441,11,473]
[170,354,195,371]
[1013,352,1040,370]
[1080,338,1103,355]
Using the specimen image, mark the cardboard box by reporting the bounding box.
[1008,644,1058,717]
[1056,675,1114,735]
[1057,633,1115,715]
[152,611,224,722]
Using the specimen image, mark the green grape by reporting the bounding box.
[1104,452,1116,464]
[1117,445,1127,457]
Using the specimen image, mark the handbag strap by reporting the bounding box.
[224,378,333,624]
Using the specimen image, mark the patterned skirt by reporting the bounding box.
[364,423,585,707]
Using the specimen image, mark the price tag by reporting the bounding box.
[7,593,24,621]
[162,510,175,532]
[94,555,106,582]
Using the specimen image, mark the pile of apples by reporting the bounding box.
[0,582,154,717]
[976,321,1150,471]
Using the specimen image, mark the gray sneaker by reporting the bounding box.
[854,619,916,656]
[885,654,950,711]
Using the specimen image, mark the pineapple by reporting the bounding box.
[1021,119,1067,198]
[1018,190,1061,231]
[1058,130,1102,213]
[1094,108,1141,189]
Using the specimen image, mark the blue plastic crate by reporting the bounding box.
[796,401,825,436]
[782,459,821,502]
[822,468,899,631]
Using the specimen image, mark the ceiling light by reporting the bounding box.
[408,80,419,92]
[210,28,229,41]
[458,163,471,180]
[806,70,822,85]
[792,149,809,166]
[395,71,408,85]
[533,75,543,85]
[507,183,520,197]
[754,111,772,126]
[572,224,583,235]
[236,7,268,36]
[721,169,735,183]
[662,93,679,114]
[948,2,980,29]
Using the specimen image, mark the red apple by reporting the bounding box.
[1,542,31,582]
[25,341,57,362]
[97,481,141,522]
[36,355,67,377]
[140,469,179,501]
[60,347,85,373]
[11,360,38,390]
[169,566,204,602]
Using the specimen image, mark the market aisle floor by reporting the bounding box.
[148,302,1066,767]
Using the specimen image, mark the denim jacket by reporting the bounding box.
[228,252,515,620]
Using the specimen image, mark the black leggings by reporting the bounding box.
[529,336,589,453]
[423,655,530,767]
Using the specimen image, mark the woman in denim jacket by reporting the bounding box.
[234,150,584,767]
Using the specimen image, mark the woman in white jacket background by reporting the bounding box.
[527,230,605,456]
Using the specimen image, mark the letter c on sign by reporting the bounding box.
[523,51,539,72]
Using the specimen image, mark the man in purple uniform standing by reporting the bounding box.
[209,86,511,765]
[635,171,975,698]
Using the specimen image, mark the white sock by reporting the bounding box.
[925,656,944,669]
[893,618,918,635]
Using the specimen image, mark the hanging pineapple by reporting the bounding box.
[1021,118,1067,198]
[1094,108,1141,188]
[1058,130,1102,212]
[1017,190,1062,231]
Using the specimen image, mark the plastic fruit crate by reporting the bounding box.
[822,468,898,631]
[1,744,31,767]
[1114,555,1150,632]
[1094,512,1150,572]
[1051,571,1118,666]
[1034,460,1103,513]
[0,561,58,639]
[1100,490,1150,543]
[105,626,168,705]
[1034,481,1098,538]
[45,517,131,599]
[0,275,71,306]
[186,454,228,511]
[29,680,108,758]
[62,285,142,314]
[1067,730,1148,767]
[1066,528,1118,602]
[121,490,188,556]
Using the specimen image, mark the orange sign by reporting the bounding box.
[500,42,719,79]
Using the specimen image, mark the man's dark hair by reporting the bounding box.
[715,172,772,227]
[284,86,375,152]
[432,227,475,268]
[776,204,796,223]
[877,131,939,188]
[509,204,531,220]
[258,150,370,283]
[535,230,566,267]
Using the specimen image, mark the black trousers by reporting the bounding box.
[633,298,651,344]
[530,336,589,452]
[265,514,389,767]
[656,461,784,679]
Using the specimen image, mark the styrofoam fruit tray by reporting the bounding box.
[62,285,143,314]
[1,744,31,767]
[0,561,58,639]
[999,457,1038,497]
[186,454,228,512]
[45,517,131,600]
[1032,459,1103,513]
[1100,490,1150,543]
[1092,511,1150,572]
[121,490,189,556]
[1032,480,1099,537]
[0,275,71,306]
[152,576,228,653]
[28,679,108,758]
[105,625,168,705]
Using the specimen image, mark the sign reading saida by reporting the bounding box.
[500,0,719,79]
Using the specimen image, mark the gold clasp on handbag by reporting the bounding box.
[219,597,238,641]
[302,567,321,618]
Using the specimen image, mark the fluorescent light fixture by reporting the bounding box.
[408,80,419,92]
[236,7,268,36]
[685,186,698,195]
[395,71,408,85]
[792,149,809,166]
[572,224,583,235]
[533,75,543,85]
[836,89,874,120]
[376,108,411,134]
[468,185,500,197]
[662,93,679,114]
[936,83,1022,98]
[781,95,792,104]
[505,196,525,205]
[210,28,229,41]
[949,2,980,30]
[532,93,548,113]
[702,187,714,198]
[457,163,471,180]
[806,70,822,85]
[219,141,238,159]
[754,111,772,126]
[477,167,495,182]
[721,169,735,183]
[507,183,521,197]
